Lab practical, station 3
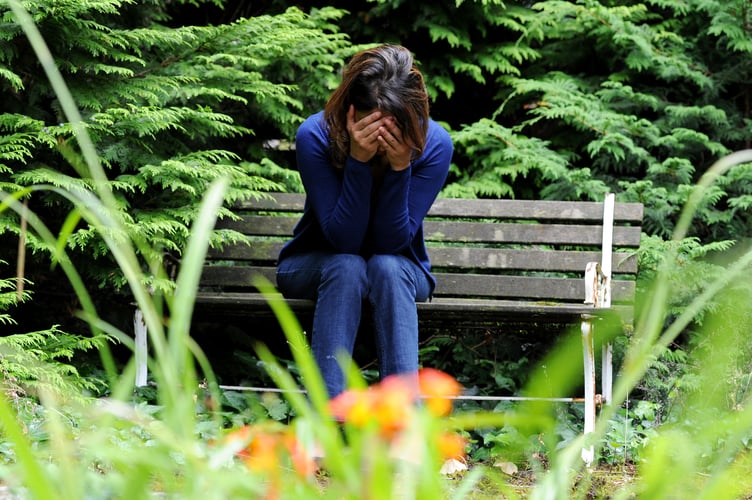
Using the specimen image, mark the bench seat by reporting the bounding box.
[193,292,631,322]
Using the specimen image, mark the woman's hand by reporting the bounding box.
[377,117,412,171]
[347,106,384,163]
[347,107,412,170]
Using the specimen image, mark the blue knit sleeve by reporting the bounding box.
[371,120,453,253]
[295,112,374,253]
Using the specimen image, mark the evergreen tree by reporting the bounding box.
[0,0,353,305]
[2,0,752,336]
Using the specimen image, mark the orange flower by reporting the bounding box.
[330,371,461,443]
[245,432,281,474]
[329,388,373,427]
[282,432,318,478]
[329,375,418,438]
[437,431,468,461]
[418,368,463,417]
[224,424,317,479]
[371,375,415,438]
[224,425,252,459]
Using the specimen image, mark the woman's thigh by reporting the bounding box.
[276,252,328,299]
[276,252,368,300]
[366,254,432,303]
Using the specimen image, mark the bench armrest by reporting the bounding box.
[584,261,610,307]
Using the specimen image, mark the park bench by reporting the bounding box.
[133,191,643,463]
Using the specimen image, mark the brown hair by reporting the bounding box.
[324,45,430,169]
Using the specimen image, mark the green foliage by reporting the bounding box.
[329,1,540,100]
[631,232,752,425]
[0,0,354,292]
[0,261,24,326]
[498,0,752,242]
[636,234,738,322]
[600,400,659,466]
[0,263,106,402]
[447,115,610,200]
[0,328,107,401]
[420,329,535,396]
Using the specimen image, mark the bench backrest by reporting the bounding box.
[202,193,643,305]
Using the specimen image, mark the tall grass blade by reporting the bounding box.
[165,177,229,435]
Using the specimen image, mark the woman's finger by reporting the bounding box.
[346,105,356,130]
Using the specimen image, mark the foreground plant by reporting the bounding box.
[221,368,468,499]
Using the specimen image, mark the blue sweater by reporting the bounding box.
[278,111,453,292]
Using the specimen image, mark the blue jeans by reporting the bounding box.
[276,252,432,398]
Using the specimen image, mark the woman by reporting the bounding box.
[276,44,453,398]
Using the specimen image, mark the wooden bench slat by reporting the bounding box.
[236,193,644,223]
[200,266,277,287]
[424,221,642,246]
[192,292,632,325]
[208,241,284,262]
[217,215,299,235]
[428,248,638,273]
[428,197,644,222]
[199,266,635,303]
[418,297,632,319]
[207,245,638,274]
[235,192,306,212]
[218,216,642,247]
[432,273,636,302]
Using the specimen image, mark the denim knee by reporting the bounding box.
[321,254,368,297]
[366,254,407,287]
[366,254,430,302]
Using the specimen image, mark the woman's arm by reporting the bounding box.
[371,122,453,253]
[295,114,374,253]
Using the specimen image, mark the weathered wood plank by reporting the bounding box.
[208,240,284,262]
[208,244,638,274]
[428,248,638,273]
[234,193,644,223]
[218,216,642,247]
[200,266,277,288]
[234,192,306,211]
[193,291,632,323]
[432,273,635,302]
[199,265,636,303]
[428,197,644,222]
[217,215,299,235]
[424,221,641,246]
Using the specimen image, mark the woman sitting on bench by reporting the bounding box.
[276,44,453,398]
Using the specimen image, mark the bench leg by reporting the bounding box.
[602,342,613,406]
[581,319,596,466]
[134,309,148,387]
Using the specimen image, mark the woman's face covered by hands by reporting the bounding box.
[348,106,413,171]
